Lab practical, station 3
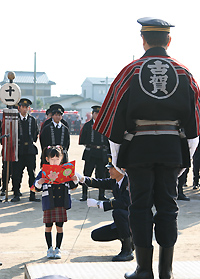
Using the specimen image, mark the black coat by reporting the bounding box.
[40,122,70,151]
[18,114,39,155]
[79,118,110,162]
[41,117,69,132]
[93,47,200,168]
[84,175,130,211]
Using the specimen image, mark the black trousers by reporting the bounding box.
[12,154,36,195]
[193,147,200,185]
[84,156,107,178]
[91,209,131,241]
[127,163,179,248]
[83,156,107,197]
[1,161,16,191]
[177,168,189,195]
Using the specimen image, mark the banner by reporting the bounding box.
[2,108,18,161]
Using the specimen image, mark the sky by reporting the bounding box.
[0,0,199,97]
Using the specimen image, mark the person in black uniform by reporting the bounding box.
[192,138,200,189]
[66,115,72,133]
[40,104,70,164]
[74,115,81,135]
[177,168,190,201]
[79,155,133,262]
[40,104,69,133]
[11,98,40,202]
[79,105,110,201]
[39,108,52,136]
[93,18,200,279]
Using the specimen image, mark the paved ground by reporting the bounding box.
[0,135,200,279]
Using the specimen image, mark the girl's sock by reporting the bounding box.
[45,232,52,249]
[56,232,63,249]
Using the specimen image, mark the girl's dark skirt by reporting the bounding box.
[43,207,67,223]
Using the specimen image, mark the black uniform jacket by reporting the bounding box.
[41,117,69,132]
[79,118,110,162]
[40,121,70,151]
[18,114,39,155]
[94,47,200,168]
[84,175,130,211]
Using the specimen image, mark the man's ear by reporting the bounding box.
[142,35,146,47]
[142,35,149,51]
[166,35,171,48]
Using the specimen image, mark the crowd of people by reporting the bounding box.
[1,16,200,279]
[0,99,131,263]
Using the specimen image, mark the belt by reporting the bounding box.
[135,124,179,132]
[124,120,180,140]
[87,145,106,149]
[135,120,179,126]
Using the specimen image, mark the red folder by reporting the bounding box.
[42,160,75,184]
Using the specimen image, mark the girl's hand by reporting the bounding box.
[75,172,85,183]
[71,175,79,186]
[71,175,78,181]
[70,175,78,190]
[38,178,46,184]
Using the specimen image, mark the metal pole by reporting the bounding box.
[106,76,108,94]
[33,52,37,109]
[5,125,11,202]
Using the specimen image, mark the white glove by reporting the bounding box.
[178,137,199,177]
[87,198,98,207]
[75,172,85,183]
[187,137,199,159]
[109,140,121,166]
[178,168,186,177]
[87,198,103,209]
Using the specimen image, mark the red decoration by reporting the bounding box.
[42,161,75,184]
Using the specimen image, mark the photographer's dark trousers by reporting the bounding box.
[91,209,131,241]
[12,154,36,195]
[127,163,179,248]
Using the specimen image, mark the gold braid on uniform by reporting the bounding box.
[141,26,170,32]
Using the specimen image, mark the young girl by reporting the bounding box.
[33,145,78,259]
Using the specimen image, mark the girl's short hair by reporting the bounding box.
[42,145,63,164]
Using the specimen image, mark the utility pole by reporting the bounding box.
[106,76,108,94]
[33,52,37,109]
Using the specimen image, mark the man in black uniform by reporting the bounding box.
[40,104,69,134]
[192,138,200,189]
[177,168,190,201]
[66,115,72,133]
[79,105,110,201]
[74,115,81,135]
[40,107,52,136]
[11,98,40,202]
[83,155,133,262]
[40,104,70,163]
[93,18,200,279]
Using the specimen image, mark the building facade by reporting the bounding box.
[0,71,56,103]
[81,77,114,103]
